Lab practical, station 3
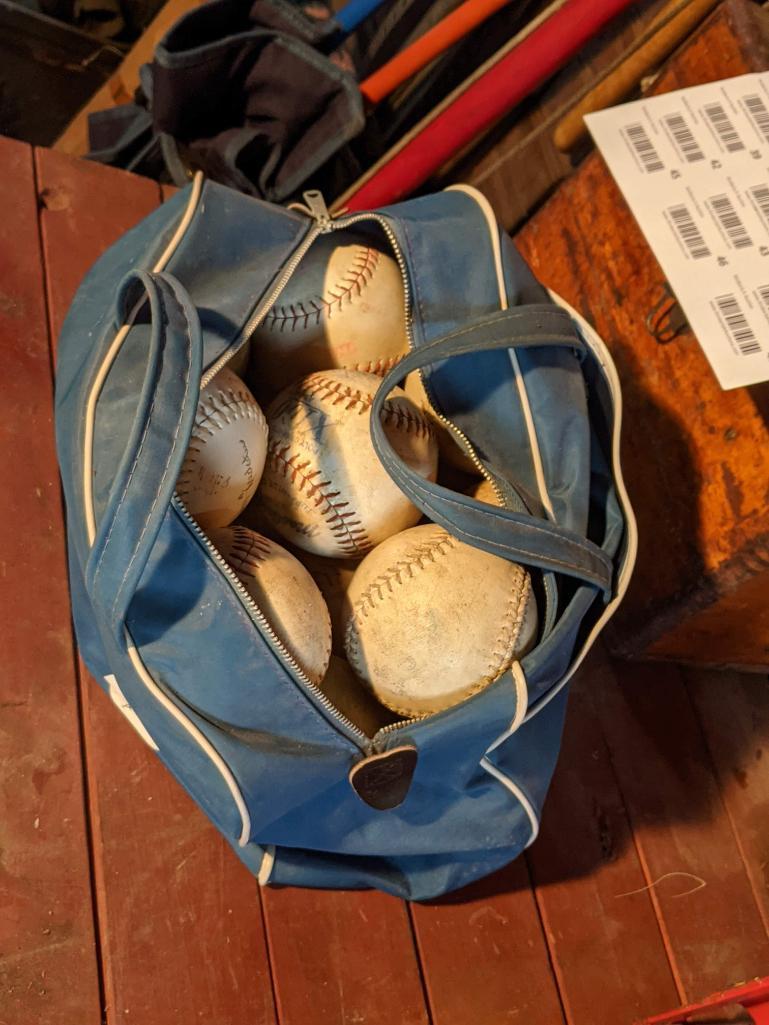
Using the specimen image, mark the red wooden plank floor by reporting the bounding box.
[1,138,767,1025]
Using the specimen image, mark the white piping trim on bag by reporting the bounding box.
[83,172,204,544]
[508,662,528,738]
[105,673,159,750]
[257,845,276,885]
[522,291,638,723]
[446,184,555,520]
[82,173,252,848]
[480,757,540,845]
[127,643,252,846]
[444,184,546,818]
[483,661,528,759]
[445,185,637,821]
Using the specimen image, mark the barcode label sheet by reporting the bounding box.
[586,73,769,389]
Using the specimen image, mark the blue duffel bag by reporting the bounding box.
[55,176,636,901]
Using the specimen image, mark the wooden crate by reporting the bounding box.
[515,0,769,670]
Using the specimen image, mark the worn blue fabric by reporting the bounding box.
[55,178,633,900]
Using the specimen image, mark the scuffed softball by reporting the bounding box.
[210,525,331,685]
[344,524,538,716]
[258,369,438,558]
[178,367,268,530]
[249,232,409,396]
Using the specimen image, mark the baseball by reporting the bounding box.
[210,525,331,685]
[258,369,438,558]
[404,371,480,475]
[318,655,397,737]
[177,367,268,531]
[249,232,409,396]
[294,551,358,654]
[344,524,538,716]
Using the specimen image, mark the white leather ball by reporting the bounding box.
[178,367,268,530]
[258,369,438,558]
[250,232,409,396]
[344,524,537,716]
[210,525,331,685]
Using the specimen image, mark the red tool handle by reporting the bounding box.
[344,0,637,211]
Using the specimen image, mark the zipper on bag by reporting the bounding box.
[174,498,371,748]
[176,192,508,750]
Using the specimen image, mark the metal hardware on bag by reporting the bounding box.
[303,190,334,231]
[349,745,418,810]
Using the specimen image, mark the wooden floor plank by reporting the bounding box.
[527,659,680,1025]
[0,136,101,1025]
[36,149,159,342]
[86,677,276,1024]
[592,650,769,1000]
[36,148,276,1025]
[262,886,429,1025]
[685,667,769,937]
[410,858,565,1025]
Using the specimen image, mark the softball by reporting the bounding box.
[294,551,358,654]
[210,525,331,685]
[258,369,438,558]
[177,367,268,530]
[249,232,409,396]
[344,524,537,716]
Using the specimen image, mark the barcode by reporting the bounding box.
[757,284,769,319]
[744,93,769,143]
[667,203,711,259]
[624,122,664,172]
[664,111,704,162]
[748,183,769,229]
[714,293,760,355]
[710,193,753,248]
[703,101,745,152]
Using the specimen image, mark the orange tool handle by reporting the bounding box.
[360,0,513,106]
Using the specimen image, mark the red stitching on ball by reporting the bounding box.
[226,526,274,571]
[300,376,432,440]
[267,443,371,556]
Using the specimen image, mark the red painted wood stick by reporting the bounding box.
[343,0,637,211]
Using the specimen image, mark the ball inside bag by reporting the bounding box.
[210,525,331,685]
[318,655,397,737]
[344,524,538,716]
[249,232,409,397]
[293,551,358,654]
[258,369,438,558]
[177,367,268,531]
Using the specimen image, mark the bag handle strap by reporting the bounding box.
[370,305,614,593]
[85,271,203,639]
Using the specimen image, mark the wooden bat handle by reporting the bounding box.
[553,0,721,152]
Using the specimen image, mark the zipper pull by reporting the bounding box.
[303,190,333,231]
